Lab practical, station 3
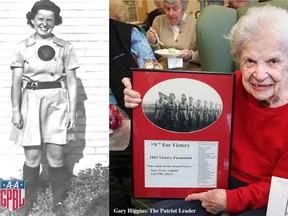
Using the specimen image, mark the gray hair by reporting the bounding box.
[226,5,288,62]
[109,0,129,22]
[162,0,189,11]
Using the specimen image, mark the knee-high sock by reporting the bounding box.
[23,163,40,204]
[48,166,68,204]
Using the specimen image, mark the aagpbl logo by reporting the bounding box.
[0,180,25,212]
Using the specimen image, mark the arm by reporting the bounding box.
[226,150,288,214]
[146,27,158,46]
[147,17,162,50]
[225,178,270,214]
[63,42,79,130]
[226,150,288,213]
[65,69,77,130]
[130,27,161,68]
[178,15,200,63]
[186,151,288,214]
[11,67,23,129]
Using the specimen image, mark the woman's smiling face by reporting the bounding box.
[240,36,288,107]
[32,10,55,39]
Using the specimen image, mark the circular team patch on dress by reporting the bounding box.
[38,45,55,61]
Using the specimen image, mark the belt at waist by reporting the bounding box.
[25,81,62,90]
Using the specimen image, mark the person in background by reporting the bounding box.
[109,0,162,214]
[142,0,164,32]
[178,93,188,131]
[146,0,200,70]
[194,99,203,129]
[165,93,178,130]
[11,0,78,215]
[122,5,288,215]
[154,92,167,128]
[187,96,195,130]
[110,0,162,117]
[202,100,209,127]
[226,0,258,9]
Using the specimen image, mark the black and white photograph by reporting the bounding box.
[0,1,109,215]
[141,78,222,133]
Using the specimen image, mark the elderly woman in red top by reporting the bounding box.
[11,1,78,215]
[122,5,288,216]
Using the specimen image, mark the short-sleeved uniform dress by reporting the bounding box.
[10,33,79,146]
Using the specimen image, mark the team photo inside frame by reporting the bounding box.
[132,69,235,198]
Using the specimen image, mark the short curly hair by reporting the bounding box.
[26,0,62,28]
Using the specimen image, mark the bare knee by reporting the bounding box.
[46,143,64,167]
[24,146,42,167]
[47,153,64,167]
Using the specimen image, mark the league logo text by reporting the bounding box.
[0,180,25,212]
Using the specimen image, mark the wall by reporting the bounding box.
[0,0,108,179]
[146,0,155,12]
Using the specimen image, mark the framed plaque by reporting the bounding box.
[132,69,235,198]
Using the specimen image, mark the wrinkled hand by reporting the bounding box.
[12,111,23,129]
[178,49,193,60]
[185,189,227,215]
[146,27,158,45]
[66,112,76,130]
[122,77,142,108]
